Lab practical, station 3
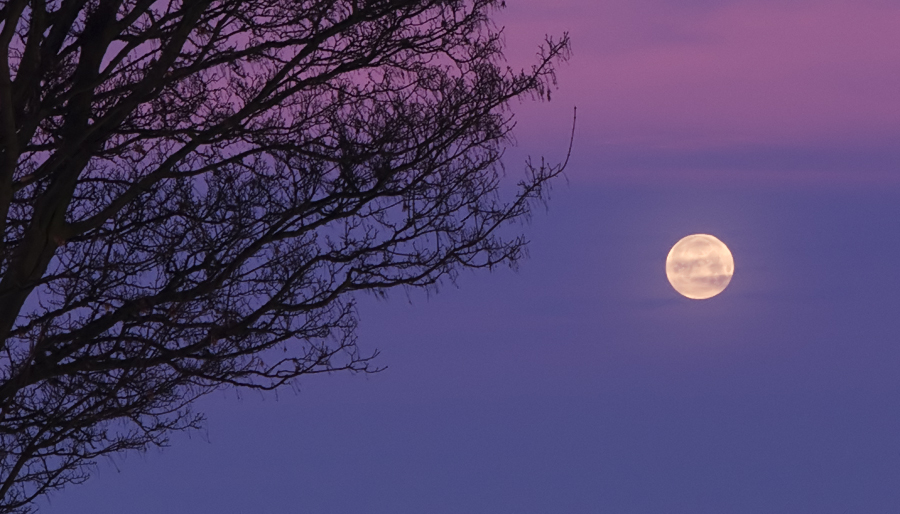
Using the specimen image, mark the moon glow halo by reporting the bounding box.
[666,234,734,300]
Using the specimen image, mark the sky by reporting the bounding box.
[40,1,900,513]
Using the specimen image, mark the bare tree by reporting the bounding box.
[0,0,570,511]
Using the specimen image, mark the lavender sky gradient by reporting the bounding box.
[42,1,900,513]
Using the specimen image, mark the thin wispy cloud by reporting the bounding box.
[500,0,900,184]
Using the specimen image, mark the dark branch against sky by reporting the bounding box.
[0,1,569,511]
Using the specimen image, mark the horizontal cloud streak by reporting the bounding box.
[499,0,900,185]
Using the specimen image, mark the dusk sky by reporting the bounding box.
[42,1,900,512]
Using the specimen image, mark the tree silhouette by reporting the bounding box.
[0,1,569,511]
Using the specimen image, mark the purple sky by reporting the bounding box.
[503,0,900,185]
[41,1,900,513]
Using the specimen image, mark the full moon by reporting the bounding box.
[666,234,734,300]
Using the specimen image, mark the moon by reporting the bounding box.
[666,234,734,300]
